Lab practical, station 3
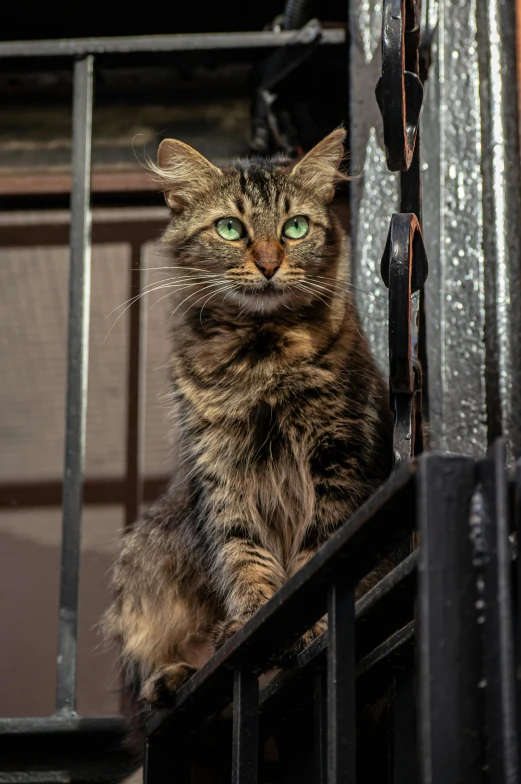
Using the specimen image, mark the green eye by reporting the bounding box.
[283,215,309,240]
[216,217,244,241]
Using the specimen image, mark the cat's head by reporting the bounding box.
[152,129,348,317]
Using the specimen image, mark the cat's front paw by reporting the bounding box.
[140,662,197,707]
[295,620,327,653]
[276,619,328,665]
[212,616,250,650]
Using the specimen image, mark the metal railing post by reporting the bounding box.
[55,54,94,715]
[478,440,519,780]
[125,242,148,529]
[417,454,480,782]
[232,668,259,784]
[327,579,356,784]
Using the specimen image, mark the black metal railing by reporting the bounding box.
[143,445,519,783]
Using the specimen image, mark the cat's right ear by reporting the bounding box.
[153,139,221,211]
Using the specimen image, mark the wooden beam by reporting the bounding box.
[0,170,158,196]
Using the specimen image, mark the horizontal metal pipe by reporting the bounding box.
[0,29,344,59]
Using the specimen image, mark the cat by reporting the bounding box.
[102,128,393,712]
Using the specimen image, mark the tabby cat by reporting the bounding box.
[103,128,393,709]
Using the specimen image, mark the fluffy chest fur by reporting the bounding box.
[171,304,376,562]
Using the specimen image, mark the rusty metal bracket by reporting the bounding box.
[381,213,428,465]
[375,0,424,171]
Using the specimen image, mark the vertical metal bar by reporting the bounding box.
[327,579,356,784]
[389,670,416,784]
[125,242,148,528]
[516,459,521,777]
[518,0,521,107]
[145,734,186,784]
[232,668,259,784]
[55,54,94,715]
[476,0,521,458]
[400,136,421,218]
[479,439,518,782]
[144,739,152,784]
[418,453,481,783]
[314,671,327,784]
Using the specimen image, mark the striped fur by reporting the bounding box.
[102,130,393,711]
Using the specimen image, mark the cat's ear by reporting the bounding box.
[154,139,221,211]
[291,128,346,202]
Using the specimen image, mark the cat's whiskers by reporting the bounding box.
[147,278,216,305]
[108,281,211,325]
[136,265,219,273]
[170,280,231,322]
[221,284,240,305]
[106,282,186,339]
[287,277,334,296]
[190,282,238,314]
[105,276,222,340]
[295,283,332,309]
[175,282,237,323]
[302,280,337,296]
[197,284,241,324]
[302,281,365,336]
[109,274,221,316]
[148,284,209,315]
[314,275,369,295]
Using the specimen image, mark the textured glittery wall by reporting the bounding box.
[349,1,399,376]
[421,0,488,456]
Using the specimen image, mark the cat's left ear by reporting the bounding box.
[291,128,346,202]
[153,138,221,211]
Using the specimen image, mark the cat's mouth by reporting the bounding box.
[223,277,316,314]
[223,279,296,313]
[250,284,281,297]
[240,280,283,297]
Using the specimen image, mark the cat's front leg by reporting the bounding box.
[285,544,328,654]
[283,473,364,654]
[211,526,286,649]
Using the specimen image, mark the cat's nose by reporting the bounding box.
[255,259,281,279]
[253,241,282,279]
